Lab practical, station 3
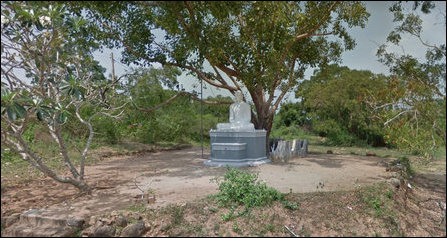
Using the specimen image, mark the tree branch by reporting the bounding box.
[384,110,415,126]
[278,1,339,72]
[138,91,232,115]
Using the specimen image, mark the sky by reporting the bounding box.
[92,1,446,103]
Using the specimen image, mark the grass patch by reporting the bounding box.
[210,167,299,222]
[126,203,147,213]
[357,183,397,219]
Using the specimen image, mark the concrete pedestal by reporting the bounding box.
[204,129,271,167]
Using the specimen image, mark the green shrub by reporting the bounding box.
[93,116,120,144]
[326,130,363,147]
[270,124,311,141]
[211,167,284,208]
[312,119,342,137]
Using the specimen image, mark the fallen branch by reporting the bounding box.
[284,225,299,237]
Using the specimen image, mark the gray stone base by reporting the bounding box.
[204,157,271,168]
[204,129,271,168]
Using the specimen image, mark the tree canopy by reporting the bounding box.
[294,64,388,146]
[369,1,446,158]
[72,1,370,137]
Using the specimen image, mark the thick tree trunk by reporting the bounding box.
[249,88,275,155]
[254,112,274,155]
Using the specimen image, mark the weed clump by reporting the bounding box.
[211,167,299,210]
[212,167,281,208]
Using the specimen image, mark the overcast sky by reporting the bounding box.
[93,1,446,102]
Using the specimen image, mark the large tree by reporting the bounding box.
[296,64,388,146]
[74,1,370,141]
[368,1,446,159]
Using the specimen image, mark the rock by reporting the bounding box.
[120,221,147,237]
[1,213,20,227]
[81,229,91,237]
[101,217,114,225]
[122,211,132,217]
[327,150,333,154]
[389,178,401,188]
[93,225,116,237]
[66,218,84,229]
[133,214,142,220]
[366,152,376,156]
[110,211,119,217]
[115,216,128,227]
[88,216,99,226]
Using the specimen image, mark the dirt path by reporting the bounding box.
[1,146,394,219]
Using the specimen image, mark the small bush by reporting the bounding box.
[211,167,287,209]
[94,116,120,144]
[326,130,363,147]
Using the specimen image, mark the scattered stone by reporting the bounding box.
[93,225,116,237]
[390,178,401,188]
[88,216,99,226]
[110,211,119,217]
[133,214,142,220]
[327,150,333,154]
[115,216,128,227]
[81,229,91,237]
[122,211,132,217]
[66,218,84,229]
[101,217,114,225]
[120,221,147,237]
[366,152,376,156]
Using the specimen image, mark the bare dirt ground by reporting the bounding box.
[2,146,396,219]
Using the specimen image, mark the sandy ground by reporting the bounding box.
[1,146,394,219]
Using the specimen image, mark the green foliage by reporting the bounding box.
[294,64,388,147]
[211,167,298,214]
[212,167,283,209]
[126,203,147,213]
[271,123,311,141]
[281,199,300,211]
[1,148,17,163]
[359,183,396,218]
[1,1,114,191]
[93,116,120,144]
[386,189,393,199]
[374,2,446,159]
[214,167,282,208]
[274,102,310,127]
[74,1,370,133]
[232,221,242,234]
[365,195,383,216]
[101,66,230,145]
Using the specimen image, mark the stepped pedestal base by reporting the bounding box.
[204,130,270,168]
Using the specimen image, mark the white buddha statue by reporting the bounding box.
[216,91,255,131]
